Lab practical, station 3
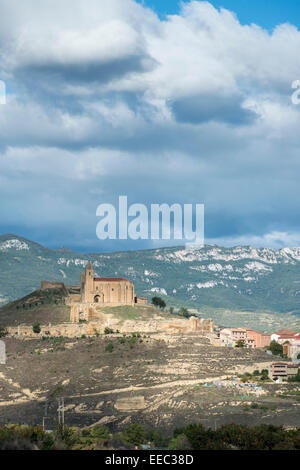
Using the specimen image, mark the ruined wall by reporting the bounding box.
[41,281,65,291]
[7,316,215,338]
[135,297,148,305]
[66,294,81,304]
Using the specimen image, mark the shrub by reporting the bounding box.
[89,425,110,440]
[288,370,300,382]
[121,424,146,447]
[105,342,114,353]
[0,326,8,338]
[32,322,41,334]
[178,307,191,318]
[104,327,114,335]
[53,425,80,449]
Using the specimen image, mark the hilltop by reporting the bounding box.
[1,234,300,330]
[0,287,70,326]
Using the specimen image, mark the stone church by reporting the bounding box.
[80,262,135,306]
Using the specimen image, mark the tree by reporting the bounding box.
[151,297,166,310]
[32,322,41,334]
[269,340,283,356]
[169,307,174,315]
[235,340,245,348]
[288,370,300,383]
[121,424,146,446]
[179,307,191,318]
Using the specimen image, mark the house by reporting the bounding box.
[219,327,269,348]
[271,331,300,344]
[269,362,300,381]
[245,329,271,348]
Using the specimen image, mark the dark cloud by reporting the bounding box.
[1,0,300,251]
[171,93,257,125]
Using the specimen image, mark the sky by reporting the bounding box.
[138,0,300,30]
[1,0,300,252]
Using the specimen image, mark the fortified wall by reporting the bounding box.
[7,316,215,338]
[41,281,66,291]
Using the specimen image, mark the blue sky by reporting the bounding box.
[1,0,300,252]
[138,0,300,30]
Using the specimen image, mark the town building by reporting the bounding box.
[271,331,300,344]
[219,327,270,348]
[245,329,271,348]
[269,362,300,381]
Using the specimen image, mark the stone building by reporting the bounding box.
[80,262,135,306]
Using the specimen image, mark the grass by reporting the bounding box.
[100,305,170,321]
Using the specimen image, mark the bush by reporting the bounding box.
[0,326,8,338]
[146,430,169,448]
[104,327,114,335]
[32,322,41,334]
[53,425,80,449]
[288,370,300,382]
[82,425,111,440]
[178,307,191,318]
[181,423,226,450]
[168,434,190,450]
[105,342,114,353]
[121,423,146,447]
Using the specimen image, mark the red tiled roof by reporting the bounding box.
[94,277,130,282]
[278,334,298,338]
[276,329,295,335]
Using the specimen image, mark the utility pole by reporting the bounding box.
[57,397,65,431]
[42,395,48,431]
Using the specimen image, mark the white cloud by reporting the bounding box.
[0,0,300,249]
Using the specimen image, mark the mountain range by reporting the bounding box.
[1,233,300,322]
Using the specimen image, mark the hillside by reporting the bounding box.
[1,334,289,432]
[0,288,70,326]
[1,234,300,329]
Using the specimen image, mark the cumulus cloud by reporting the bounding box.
[0,0,300,250]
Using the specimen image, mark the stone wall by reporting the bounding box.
[7,316,215,338]
[41,281,66,291]
[135,297,148,305]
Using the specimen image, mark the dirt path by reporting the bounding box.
[0,371,41,406]
[0,360,273,407]
[69,360,273,399]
